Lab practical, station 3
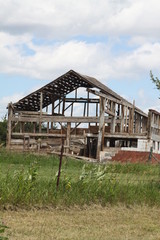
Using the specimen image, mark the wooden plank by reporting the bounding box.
[85,132,147,139]
[50,151,96,162]
[105,109,115,117]
[88,89,124,106]
[11,115,120,123]
[104,133,147,139]
[12,133,66,138]
[64,98,99,103]
[16,111,48,115]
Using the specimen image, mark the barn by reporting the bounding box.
[6,70,160,162]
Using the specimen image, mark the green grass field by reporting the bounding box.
[1,149,160,239]
[0,149,160,207]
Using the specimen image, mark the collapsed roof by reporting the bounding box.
[13,70,147,117]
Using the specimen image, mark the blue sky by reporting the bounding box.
[1,0,160,118]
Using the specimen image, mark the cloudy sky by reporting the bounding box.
[0,0,160,118]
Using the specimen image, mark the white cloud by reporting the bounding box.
[1,31,160,85]
[108,0,160,41]
[144,99,160,113]
[0,0,118,38]
[113,42,160,79]
[0,0,160,41]
[0,32,113,80]
[1,0,160,82]
[0,93,25,118]
[1,0,160,118]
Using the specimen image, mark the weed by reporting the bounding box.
[0,222,8,240]
[0,150,160,207]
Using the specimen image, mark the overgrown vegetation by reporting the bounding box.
[0,149,160,207]
[0,221,8,240]
[0,116,7,146]
[150,70,160,91]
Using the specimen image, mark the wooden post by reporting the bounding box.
[66,122,71,153]
[125,106,128,132]
[129,100,135,134]
[71,103,73,116]
[83,102,86,117]
[58,100,61,114]
[56,138,64,189]
[128,108,132,134]
[20,122,23,133]
[120,105,124,133]
[87,90,90,128]
[132,100,135,133]
[117,104,120,119]
[135,113,141,133]
[6,103,13,149]
[96,97,106,161]
[39,92,43,133]
[83,130,86,156]
[142,117,147,133]
[62,98,65,116]
[47,122,49,133]
[51,101,55,130]
[33,122,36,133]
[40,92,43,115]
[96,102,98,126]
[87,90,89,117]
[147,110,152,139]
[75,89,77,99]
[110,102,116,134]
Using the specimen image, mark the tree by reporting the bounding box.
[0,115,7,145]
[150,70,160,92]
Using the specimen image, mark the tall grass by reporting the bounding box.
[0,149,160,207]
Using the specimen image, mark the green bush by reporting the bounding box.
[0,115,7,145]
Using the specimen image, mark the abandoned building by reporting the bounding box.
[6,70,160,162]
